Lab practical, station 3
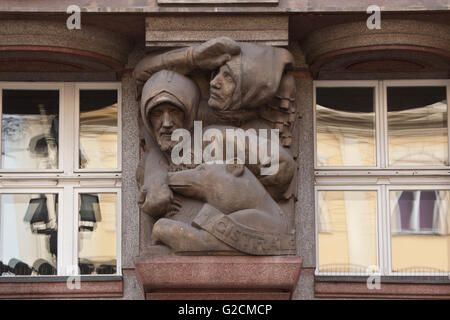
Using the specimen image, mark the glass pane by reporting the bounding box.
[387,86,448,166]
[390,190,450,273]
[2,90,59,169]
[79,90,118,169]
[316,87,376,167]
[0,193,58,276]
[318,190,378,273]
[78,193,117,275]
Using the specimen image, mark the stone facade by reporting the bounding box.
[0,1,449,300]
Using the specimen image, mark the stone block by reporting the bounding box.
[135,255,302,299]
[146,15,288,47]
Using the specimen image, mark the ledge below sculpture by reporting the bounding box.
[135,255,302,300]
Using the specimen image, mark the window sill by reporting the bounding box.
[0,276,123,299]
[315,276,450,299]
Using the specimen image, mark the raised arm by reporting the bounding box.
[133,37,241,96]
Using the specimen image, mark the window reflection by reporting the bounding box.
[318,190,378,273]
[390,190,450,273]
[1,90,59,169]
[0,194,58,276]
[316,87,376,167]
[387,86,448,166]
[79,90,118,169]
[78,193,117,275]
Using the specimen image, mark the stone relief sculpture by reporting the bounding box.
[133,37,298,256]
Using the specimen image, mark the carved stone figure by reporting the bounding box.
[133,37,298,256]
[137,70,199,219]
[153,163,295,255]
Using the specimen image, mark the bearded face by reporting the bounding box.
[149,103,185,152]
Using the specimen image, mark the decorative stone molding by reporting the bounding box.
[301,20,450,78]
[145,15,288,47]
[135,256,302,299]
[0,20,131,72]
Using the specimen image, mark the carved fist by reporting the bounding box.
[193,37,241,70]
[139,183,173,220]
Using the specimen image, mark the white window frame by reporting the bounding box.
[73,188,122,277]
[382,80,450,170]
[385,184,450,276]
[0,82,65,173]
[313,80,381,170]
[314,185,382,277]
[0,188,63,276]
[314,79,450,172]
[314,79,450,277]
[0,82,122,277]
[74,83,122,173]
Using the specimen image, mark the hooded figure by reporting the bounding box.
[209,42,293,119]
[141,70,200,135]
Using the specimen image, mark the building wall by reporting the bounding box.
[0,1,448,299]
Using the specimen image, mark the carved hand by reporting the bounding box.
[192,37,241,70]
[139,183,173,220]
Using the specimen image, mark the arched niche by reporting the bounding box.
[301,20,450,79]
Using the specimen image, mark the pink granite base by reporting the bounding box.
[135,255,302,300]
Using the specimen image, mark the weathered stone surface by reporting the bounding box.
[134,37,298,256]
[121,76,141,269]
[301,20,450,66]
[0,0,447,12]
[295,77,315,268]
[135,255,302,299]
[0,20,131,68]
[146,15,288,47]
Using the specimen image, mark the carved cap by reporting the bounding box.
[141,70,200,132]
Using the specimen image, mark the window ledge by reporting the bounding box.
[0,276,122,299]
[315,276,450,299]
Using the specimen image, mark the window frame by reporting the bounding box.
[74,83,122,173]
[0,188,63,276]
[382,80,450,170]
[73,187,122,277]
[0,82,122,278]
[0,82,65,173]
[313,79,450,171]
[386,184,450,276]
[314,79,450,277]
[314,185,382,277]
[313,80,381,170]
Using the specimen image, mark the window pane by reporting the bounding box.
[387,86,448,166]
[316,87,376,167]
[2,90,59,169]
[78,193,117,275]
[79,90,118,169]
[0,193,58,276]
[390,190,450,273]
[318,190,378,273]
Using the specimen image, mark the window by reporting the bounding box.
[314,80,450,276]
[0,82,121,277]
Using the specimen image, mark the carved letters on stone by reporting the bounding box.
[133,37,298,256]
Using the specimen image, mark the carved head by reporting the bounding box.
[208,42,293,114]
[141,70,200,152]
[167,162,263,214]
[208,64,237,111]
